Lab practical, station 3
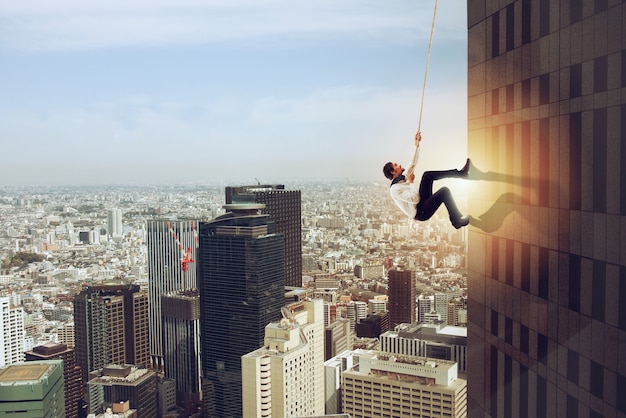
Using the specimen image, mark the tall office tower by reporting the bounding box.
[146,219,199,373]
[198,204,285,418]
[161,290,202,411]
[380,322,468,373]
[242,299,325,417]
[325,318,352,361]
[87,365,157,418]
[0,296,24,366]
[25,343,83,418]
[226,184,302,286]
[74,285,149,386]
[0,360,65,417]
[388,268,417,328]
[417,294,433,324]
[466,2,626,417]
[342,350,467,418]
[434,293,450,325]
[106,208,123,237]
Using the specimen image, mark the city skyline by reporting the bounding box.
[0,1,468,186]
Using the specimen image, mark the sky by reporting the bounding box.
[0,0,468,186]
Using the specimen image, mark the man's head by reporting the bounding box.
[383,162,403,180]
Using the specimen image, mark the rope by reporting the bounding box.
[417,0,439,132]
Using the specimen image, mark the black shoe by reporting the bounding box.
[460,158,471,178]
[451,215,470,229]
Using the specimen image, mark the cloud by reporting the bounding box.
[0,0,465,52]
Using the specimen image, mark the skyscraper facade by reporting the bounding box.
[226,184,302,286]
[74,284,149,386]
[466,2,625,417]
[388,268,417,328]
[0,296,24,366]
[146,219,199,372]
[198,204,285,417]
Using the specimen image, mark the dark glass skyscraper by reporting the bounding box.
[388,268,416,328]
[466,2,625,417]
[198,204,285,418]
[225,184,302,286]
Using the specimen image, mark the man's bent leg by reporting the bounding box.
[418,169,465,201]
[415,186,468,228]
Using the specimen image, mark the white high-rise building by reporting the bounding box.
[417,294,433,323]
[107,208,123,237]
[0,297,25,366]
[342,350,467,418]
[346,301,367,332]
[242,299,325,418]
[146,219,201,398]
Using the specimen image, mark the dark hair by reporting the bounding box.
[382,162,394,180]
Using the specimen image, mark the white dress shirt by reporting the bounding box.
[389,145,421,219]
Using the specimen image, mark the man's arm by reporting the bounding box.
[406,131,422,176]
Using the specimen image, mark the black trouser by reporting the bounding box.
[414,169,463,222]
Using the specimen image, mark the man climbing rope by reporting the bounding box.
[382,131,471,229]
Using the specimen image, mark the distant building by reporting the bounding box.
[388,268,416,328]
[198,204,285,417]
[226,184,302,287]
[0,296,24,366]
[355,311,390,338]
[342,350,467,418]
[380,322,468,373]
[325,318,352,361]
[434,293,450,325]
[24,342,83,418]
[56,322,75,348]
[242,300,325,417]
[87,365,157,418]
[417,294,433,324]
[346,301,367,332]
[324,350,357,414]
[354,263,384,280]
[447,297,466,327]
[106,209,123,237]
[367,296,388,315]
[157,378,177,417]
[0,360,65,417]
